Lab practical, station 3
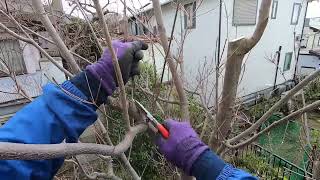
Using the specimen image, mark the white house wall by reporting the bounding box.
[225,0,307,96]
[140,0,308,104]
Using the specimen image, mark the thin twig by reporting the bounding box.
[93,0,131,131]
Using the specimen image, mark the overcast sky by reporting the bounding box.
[63,0,320,18]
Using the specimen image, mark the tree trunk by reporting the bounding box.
[209,0,272,151]
[209,39,246,150]
[313,161,320,180]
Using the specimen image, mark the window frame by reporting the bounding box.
[184,1,197,29]
[290,3,302,25]
[271,0,278,19]
[283,52,293,72]
[232,0,258,26]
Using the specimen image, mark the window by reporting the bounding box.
[283,52,293,71]
[271,0,278,19]
[291,3,301,25]
[0,39,26,77]
[318,36,320,47]
[233,0,258,26]
[184,2,196,29]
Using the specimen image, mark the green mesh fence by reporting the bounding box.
[258,114,308,179]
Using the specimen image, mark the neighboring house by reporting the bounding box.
[298,17,320,77]
[129,0,312,105]
[0,0,65,121]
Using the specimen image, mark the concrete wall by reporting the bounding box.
[134,0,308,105]
[40,57,66,83]
[20,41,41,73]
[19,40,65,83]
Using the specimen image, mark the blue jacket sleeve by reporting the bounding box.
[191,150,258,180]
[0,81,98,180]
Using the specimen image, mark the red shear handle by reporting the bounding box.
[157,124,170,139]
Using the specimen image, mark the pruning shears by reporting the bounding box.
[134,100,170,139]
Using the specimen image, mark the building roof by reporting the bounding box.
[138,0,172,13]
[0,72,44,105]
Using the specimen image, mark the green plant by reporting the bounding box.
[232,153,286,180]
[247,97,281,120]
[304,78,320,102]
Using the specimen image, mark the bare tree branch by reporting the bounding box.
[0,13,73,77]
[313,161,320,179]
[209,0,272,150]
[138,87,180,105]
[100,113,141,180]
[225,99,320,149]
[20,24,93,65]
[0,124,147,160]
[74,0,103,53]
[93,0,131,131]
[151,0,190,120]
[300,88,311,147]
[32,0,81,74]
[228,68,320,145]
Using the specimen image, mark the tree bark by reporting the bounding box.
[93,0,131,131]
[209,0,272,150]
[151,1,191,179]
[0,124,147,160]
[313,161,320,180]
[224,99,320,149]
[227,68,320,146]
[32,0,81,74]
[151,0,190,120]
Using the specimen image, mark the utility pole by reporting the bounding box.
[273,46,282,90]
[215,0,222,109]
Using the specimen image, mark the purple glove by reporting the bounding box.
[87,40,148,95]
[156,119,209,175]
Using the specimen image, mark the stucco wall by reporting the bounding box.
[137,0,308,104]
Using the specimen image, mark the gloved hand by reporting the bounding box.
[86,40,148,95]
[156,119,209,175]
